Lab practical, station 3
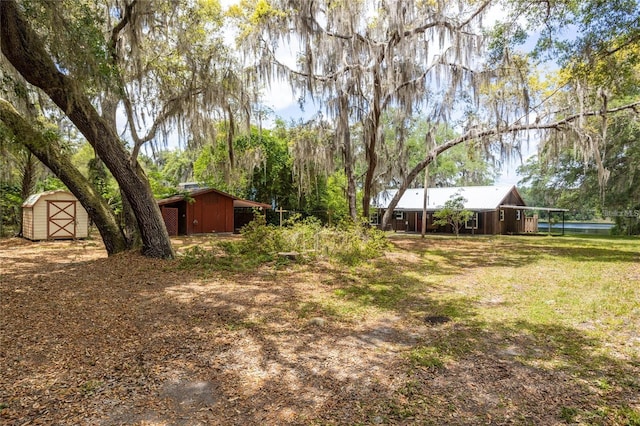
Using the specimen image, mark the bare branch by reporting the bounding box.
[457,0,493,29]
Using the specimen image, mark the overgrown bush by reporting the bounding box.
[322,218,390,265]
[178,215,391,270]
[248,215,390,266]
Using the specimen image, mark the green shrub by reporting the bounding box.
[236,215,285,259]
[177,216,390,271]
[179,245,215,268]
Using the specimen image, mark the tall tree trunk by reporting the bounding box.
[421,164,429,238]
[361,67,382,220]
[101,96,142,248]
[421,129,435,238]
[338,93,357,221]
[120,189,142,249]
[0,99,128,255]
[17,150,37,237]
[19,151,38,237]
[1,0,174,258]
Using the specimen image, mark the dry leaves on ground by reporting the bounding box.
[1,235,638,425]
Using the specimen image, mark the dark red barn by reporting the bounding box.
[157,188,270,235]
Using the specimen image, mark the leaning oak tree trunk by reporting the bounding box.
[100,95,143,248]
[19,151,36,201]
[0,0,174,258]
[120,189,143,250]
[0,99,128,255]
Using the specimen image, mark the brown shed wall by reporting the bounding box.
[186,191,234,234]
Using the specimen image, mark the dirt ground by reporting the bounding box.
[1,236,637,425]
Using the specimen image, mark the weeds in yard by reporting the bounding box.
[408,346,446,369]
[80,380,103,396]
[178,216,390,271]
[618,406,640,425]
[560,406,578,423]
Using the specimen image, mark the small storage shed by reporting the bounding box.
[157,187,270,236]
[22,190,89,240]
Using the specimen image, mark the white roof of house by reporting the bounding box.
[372,185,522,211]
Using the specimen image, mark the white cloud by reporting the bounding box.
[264,80,297,111]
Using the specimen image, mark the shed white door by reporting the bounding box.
[47,200,76,239]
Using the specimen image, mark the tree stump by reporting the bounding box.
[278,251,299,260]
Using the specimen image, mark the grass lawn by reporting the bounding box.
[1,233,639,425]
[379,234,640,424]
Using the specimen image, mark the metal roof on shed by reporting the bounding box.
[22,190,74,208]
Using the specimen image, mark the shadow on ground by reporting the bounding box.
[1,235,638,425]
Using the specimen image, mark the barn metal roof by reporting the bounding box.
[372,185,523,211]
[233,199,271,209]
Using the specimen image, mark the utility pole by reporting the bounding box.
[421,128,434,239]
[421,165,429,238]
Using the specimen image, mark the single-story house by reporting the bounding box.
[157,187,271,235]
[22,190,89,240]
[372,185,545,235]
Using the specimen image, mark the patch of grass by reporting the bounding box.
[408,326,480,370]
[294,289,375,322]
[435,236,640,343]
[595,378,613,391]
[334,281,408,310]
[383,400,417,420]
[297,301,322,319]
[408,346,446,369]
[581,406,612,424]
[381,234,640,423]
[559,406,578,423]
[80,380,103,396]
[617,406,640,425]
[225,319,260,331]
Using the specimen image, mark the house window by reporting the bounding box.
[465,212,479,229]
[370,211,379,225]
[516,210,521,220]
[500,209,505,221]
[395,211,404,220]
